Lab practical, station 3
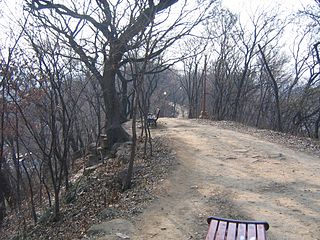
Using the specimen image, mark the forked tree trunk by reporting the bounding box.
[258,44,282,131]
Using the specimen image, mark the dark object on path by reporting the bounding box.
[206,216,269,240]
[147,108,160,127]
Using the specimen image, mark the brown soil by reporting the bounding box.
[132,118,320,240]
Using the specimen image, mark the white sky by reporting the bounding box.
[221,0,312,14]
[0,0,316,62]
[220,0,316,56]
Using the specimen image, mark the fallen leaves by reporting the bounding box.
[1,136,176,240]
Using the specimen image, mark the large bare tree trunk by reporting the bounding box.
[102,60,130,149]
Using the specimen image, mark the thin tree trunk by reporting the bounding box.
[123,91,137,190]
[53,189,60,221]
[258,44,282,131]
[21,161,37,224]
[314,111,320,139]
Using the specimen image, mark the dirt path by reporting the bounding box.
[132,118,320,240]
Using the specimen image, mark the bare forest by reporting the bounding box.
[0,0,319,239]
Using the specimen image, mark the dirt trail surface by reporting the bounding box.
[132,118,320,240]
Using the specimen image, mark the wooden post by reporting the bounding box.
[200,55,208,119]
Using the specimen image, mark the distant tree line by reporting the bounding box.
[177,2,320,138]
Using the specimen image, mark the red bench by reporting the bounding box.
[206,216,269,240]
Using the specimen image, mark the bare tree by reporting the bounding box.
[232,9,285,121]
[258,44,282,131]
[205,8,239,120]
[26,0,212,148]
[0,13,30,226]
[179,40,206,118]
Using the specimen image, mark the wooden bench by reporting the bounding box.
[147,108,160,127]
[206,216,269,240]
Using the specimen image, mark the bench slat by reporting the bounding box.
[206,220,219,240]
[226,222,237,240]
[257,224,266,240]
[207,216,268,240]
[237,223,246,240]
[247,224,256,239]
[216,221,227,240]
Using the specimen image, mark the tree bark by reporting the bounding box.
[258,44,282,131]
[102,60,130,149]
[123,91,137,190]
[314,111,320,139]
[22,161,37,224]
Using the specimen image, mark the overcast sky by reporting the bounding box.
[221,0,312,14]
[0,0,316,53]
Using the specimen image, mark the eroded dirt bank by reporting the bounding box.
[132,118,320,240]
